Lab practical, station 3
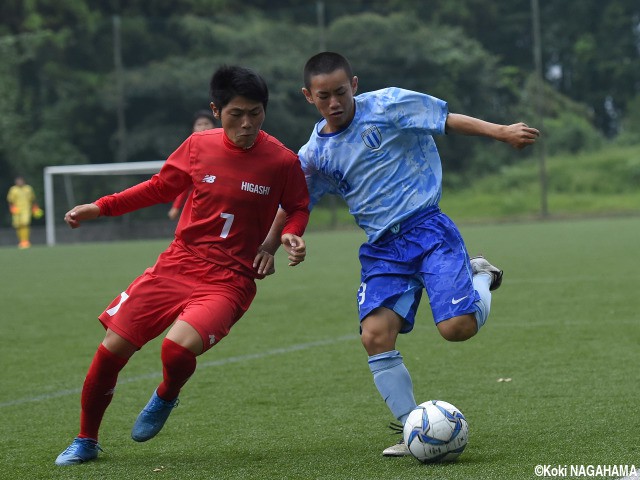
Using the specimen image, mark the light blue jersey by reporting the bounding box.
[298,87,448,242]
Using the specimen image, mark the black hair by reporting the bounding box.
[192,109,216,126]
[209,65,269,112]
[303,52,353,89]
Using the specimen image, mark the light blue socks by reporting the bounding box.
[368,350,416,424]
[473,272,492,330]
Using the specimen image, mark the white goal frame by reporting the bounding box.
[43,161,165,246]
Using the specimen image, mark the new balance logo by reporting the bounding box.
[202,174,216,183]
[241,181,271,195]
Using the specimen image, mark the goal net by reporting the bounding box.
[43,161,179,246]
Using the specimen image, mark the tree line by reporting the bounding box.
[1,0,638,201]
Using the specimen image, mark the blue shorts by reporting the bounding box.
[357,206,478,333]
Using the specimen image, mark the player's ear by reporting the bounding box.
[210,102,220,119]
[351,76,358,95]
[301,87,314,104]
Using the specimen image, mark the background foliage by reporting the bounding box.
[1,0,639,200]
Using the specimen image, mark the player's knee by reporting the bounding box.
[361,329,392,354]
[360,325,398,355]
[360,308,403,355]
[437,315,477,342]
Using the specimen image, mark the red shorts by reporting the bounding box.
[98,242,256,351]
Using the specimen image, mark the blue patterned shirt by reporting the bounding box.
[298,87,449,242]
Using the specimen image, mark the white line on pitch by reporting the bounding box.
[0,334,357,409]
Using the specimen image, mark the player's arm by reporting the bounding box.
[279,159,310,267]
[445,113,540,150]
[253,208,287,276]
[97,137,194,217]
[281,233,306,267]
[260,208,287,255]
[253,207,306,274]
[168,187,192,219]
[7,190,18,214]
[64,203,100,228]
[97,166,190,217]
[8,200,18,214]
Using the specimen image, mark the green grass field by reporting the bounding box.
[1,217,638,479]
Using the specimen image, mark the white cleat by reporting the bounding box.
[470,255,503,291]
[382,439,411,457]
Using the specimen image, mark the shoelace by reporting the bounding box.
[388,422,405,445]
[63,439,104,455]
[388,421,403,435]
[148,397,179,412]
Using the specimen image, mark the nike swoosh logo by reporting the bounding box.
[451,296,468,305]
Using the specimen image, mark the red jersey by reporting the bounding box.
[95,129,309,278]
[171,187,192,209]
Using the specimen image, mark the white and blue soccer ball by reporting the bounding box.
[403,400,469,463]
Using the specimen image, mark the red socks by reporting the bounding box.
[78,344,129,440]
[156,338,197,402]
[76,339,196,440]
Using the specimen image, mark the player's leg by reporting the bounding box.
[362,307,419,457]
[358,235,425,456]
[130,320,199,442]
[423,215,503,341]
[55,329,136,466]
[18,226,31,248]
[57,252,190,464]
[14,214,31,248]
[361,307,416,423]
[437,256,503,340]
[131,264,256,442]
[362,307,418,457]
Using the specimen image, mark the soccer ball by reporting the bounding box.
[403,400,468,463]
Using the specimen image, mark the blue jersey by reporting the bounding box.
[298,87,448,242]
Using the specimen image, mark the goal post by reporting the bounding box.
[43,161,165,246]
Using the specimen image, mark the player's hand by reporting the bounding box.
[9,205,18,215]
[503,122,540,150]
[64,203,100,229]
[167,207,180,220]
[281,234,306,266]
[253,247,276,277]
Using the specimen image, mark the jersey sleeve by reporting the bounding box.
[96,137,193,217]
[386,88,448,136]
[279,156,310,237]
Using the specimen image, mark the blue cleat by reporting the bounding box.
[55,437,103,466]
[131,389,179,442]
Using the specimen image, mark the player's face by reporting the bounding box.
[212,96,265,149]
[193,117,215,132]
[302,69,358,133]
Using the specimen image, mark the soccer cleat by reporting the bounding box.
[470,255,503,291]
[131,389,179,442]
[55,437,103,466]
[383,421,411,457]
[382,438,411,457]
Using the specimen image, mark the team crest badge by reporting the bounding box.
[361,126,382,150]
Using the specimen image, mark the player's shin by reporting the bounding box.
[157,338,197,401]
[368,350,417,424]
[79,344,129,440]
